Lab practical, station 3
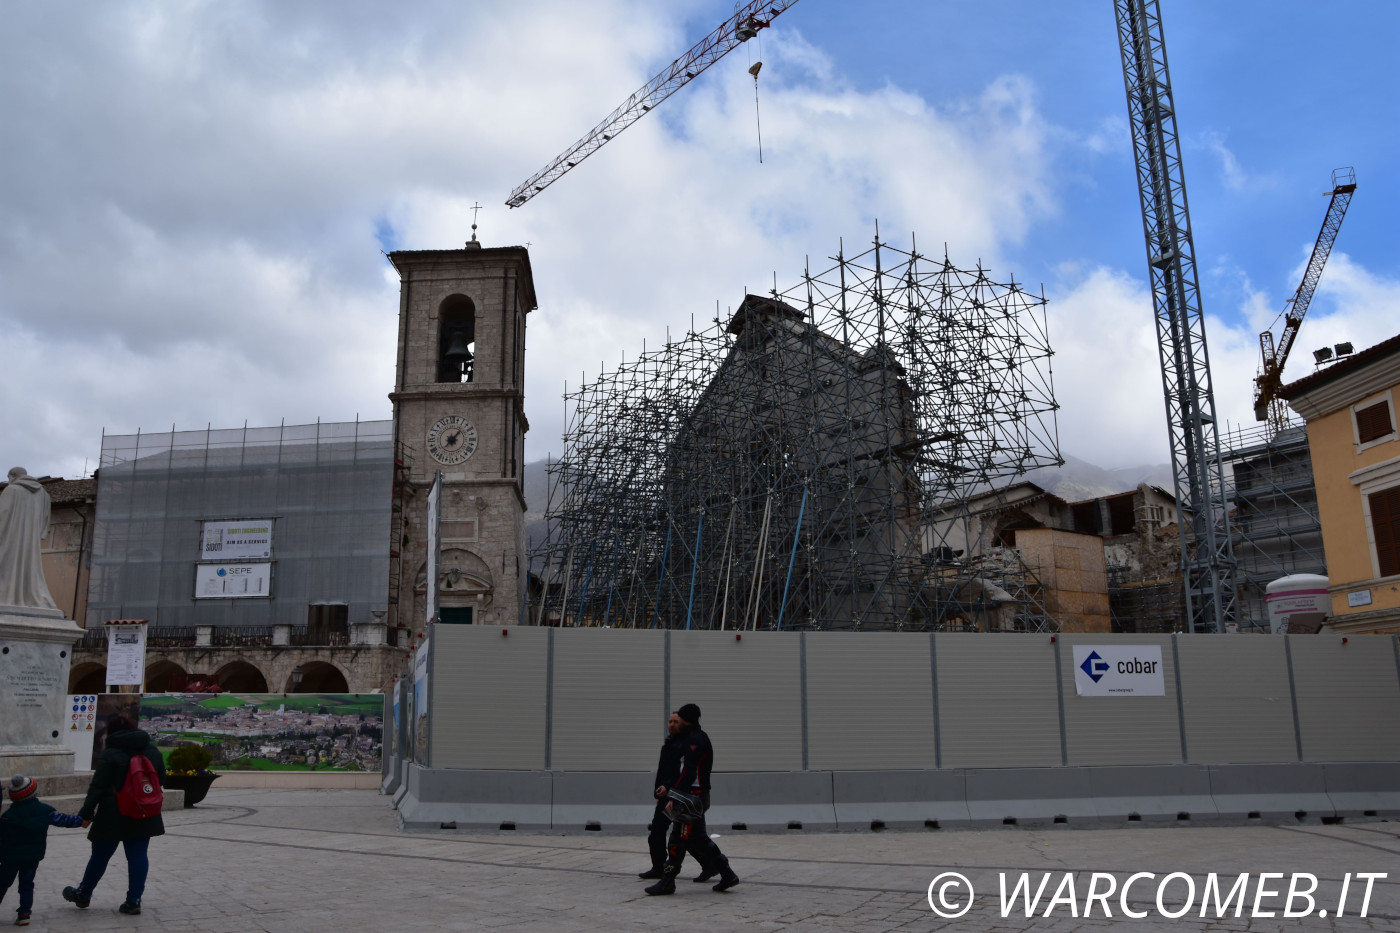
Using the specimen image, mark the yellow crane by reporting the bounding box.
[1253,167,1358,434]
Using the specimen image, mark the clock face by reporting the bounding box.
[427,415,478,465]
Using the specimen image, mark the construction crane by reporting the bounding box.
[1114,0,1236,633]
[505,0,800,208]
[1253,168,1358,433]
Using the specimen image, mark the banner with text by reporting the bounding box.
[105,626,146,686]
[195,562,272,598]
[200,519,273,560]
[1072,644,1165,696]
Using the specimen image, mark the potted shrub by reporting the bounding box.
[164,744,220,807]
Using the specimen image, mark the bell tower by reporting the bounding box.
[387,240,535,633]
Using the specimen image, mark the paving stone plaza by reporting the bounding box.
[10,788,1397,931]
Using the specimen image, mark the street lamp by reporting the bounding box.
[291,666,304,693]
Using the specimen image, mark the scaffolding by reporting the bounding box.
[1217,419,1325,631]
[531,232,1062,631]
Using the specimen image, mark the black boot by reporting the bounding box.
[713,867,740,892]
[645,865,679,896]
[638,868,665,880]
[692,869,716,883]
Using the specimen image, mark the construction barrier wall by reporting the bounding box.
[390,628,1400,831]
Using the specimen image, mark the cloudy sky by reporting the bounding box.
[2,0,1396,481]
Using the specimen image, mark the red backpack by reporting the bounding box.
[114,752,164,819]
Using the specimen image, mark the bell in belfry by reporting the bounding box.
[442,326,474,363]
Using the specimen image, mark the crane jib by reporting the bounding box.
[505,0,801,208]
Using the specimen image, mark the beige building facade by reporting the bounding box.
[1282,332,1400,633]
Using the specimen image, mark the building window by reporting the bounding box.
[1355,398,1394,445]
[1371,486,1400,578]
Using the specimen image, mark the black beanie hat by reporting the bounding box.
[677,703,701,724]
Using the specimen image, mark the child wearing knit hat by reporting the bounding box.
[1,775,84,926]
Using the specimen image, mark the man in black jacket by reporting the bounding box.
[644,703,740,895]
[62,715,165,916]
[639,711,684,880]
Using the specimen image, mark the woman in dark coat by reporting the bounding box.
[61,715,165,916]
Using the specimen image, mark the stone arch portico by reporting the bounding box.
[70,642,400,695]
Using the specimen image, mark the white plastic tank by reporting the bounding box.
[1264,573,1332,634]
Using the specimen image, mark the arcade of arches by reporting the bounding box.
[68,645,395,695]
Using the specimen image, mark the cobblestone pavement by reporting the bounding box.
[9,789,1398,931]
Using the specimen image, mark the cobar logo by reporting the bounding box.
[1080,650,1110,683]
[1071,645,1166,697]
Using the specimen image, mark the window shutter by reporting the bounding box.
[1356,400,1394,444]
[1371,486,1400,578]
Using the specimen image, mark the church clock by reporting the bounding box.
[426,415,478,465]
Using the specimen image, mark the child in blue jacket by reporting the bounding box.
[1,775,84,926]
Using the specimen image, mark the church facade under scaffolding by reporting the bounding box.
[530,234,1062,631]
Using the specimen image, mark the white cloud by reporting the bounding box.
[1046,265,1169,468]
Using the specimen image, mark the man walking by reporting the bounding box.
[638,712,683,881]
[645,703,740,895]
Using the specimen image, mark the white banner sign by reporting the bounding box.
[201,519,273,560]
[1072,645,1165,696]
[106,628,146,686]
[195,562,272,598]
[426,473,442,627]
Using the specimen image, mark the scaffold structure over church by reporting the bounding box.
[532,233,1062,631]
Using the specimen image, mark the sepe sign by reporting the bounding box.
[195,561,272,598]
[1071,645,1165,697]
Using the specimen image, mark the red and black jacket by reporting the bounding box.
[671,724,713,796]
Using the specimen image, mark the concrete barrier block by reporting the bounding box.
[1208,763,1333,821]
[832,770,970,827]
[1088,765,1217,824]
[964,768,1097,827]
[551,771,657,830]
[1321,762,1400,819]
[704,771,836,831]
[398,766,552,830]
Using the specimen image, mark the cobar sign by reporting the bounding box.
[1071,645,1165,697]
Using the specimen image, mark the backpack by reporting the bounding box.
[114,751,164,819]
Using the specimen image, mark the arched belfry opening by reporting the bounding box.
[438,294,476,383]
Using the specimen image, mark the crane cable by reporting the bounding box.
[749,29,764,162]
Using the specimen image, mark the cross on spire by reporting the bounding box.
[469,202,482,243]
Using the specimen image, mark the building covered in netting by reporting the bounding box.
[532,234,1063,631]
[86,420,393,636]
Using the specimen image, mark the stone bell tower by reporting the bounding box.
[386,240,536,632]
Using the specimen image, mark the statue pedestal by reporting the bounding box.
[0,605,83,777]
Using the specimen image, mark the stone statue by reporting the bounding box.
[0,467,59,611]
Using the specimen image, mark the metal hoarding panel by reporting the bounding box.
[549,629,665,771]
[1061,634,1182,766]
[805,633,935,771]
[1289,635,1400,762]
[1176,635,1296,764]
[669,631,802,772]
[430,625,548,770]
[936,634,1062,769]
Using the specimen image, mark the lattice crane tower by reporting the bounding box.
[1114,0,1236,632]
